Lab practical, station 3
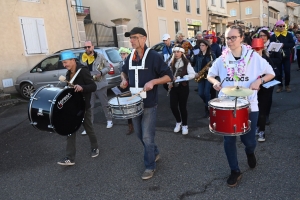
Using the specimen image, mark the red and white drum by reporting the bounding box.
[208,97,251,136]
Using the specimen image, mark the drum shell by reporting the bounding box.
[208,98,251,136]
[28,85,85,135]
[107,96,144,119]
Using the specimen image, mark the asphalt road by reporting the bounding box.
[0,63,300,200]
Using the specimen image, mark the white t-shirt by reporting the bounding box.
[208,45,275,111]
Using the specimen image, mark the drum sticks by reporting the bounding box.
[127,90,145,101]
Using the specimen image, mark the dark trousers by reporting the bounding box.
[297,49,300,69]
[276,57,291,86]
[257,86,274,131]
[66,108,98,160]
[169,85,189,126]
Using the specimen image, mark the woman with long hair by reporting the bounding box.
[194,39,216,118]
[168,44,196,135]
[207,25,275,187]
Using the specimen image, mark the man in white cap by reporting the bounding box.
[162,33,173,63]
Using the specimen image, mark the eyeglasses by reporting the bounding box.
[120,53,127,55]
[276,25,285,28]
[259,34,267,37]
[129,36,144,40]
[84,46,91,49]
[225,36,240,42]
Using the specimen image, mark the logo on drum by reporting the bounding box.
[57,93,72,109]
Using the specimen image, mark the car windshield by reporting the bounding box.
[106,49,122,63]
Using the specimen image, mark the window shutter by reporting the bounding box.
[36,19,48,53]
[20,18,40,54]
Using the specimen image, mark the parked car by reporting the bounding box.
[15,47,123,99]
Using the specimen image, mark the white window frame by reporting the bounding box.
[20,0,40,2]
[245,7,252,15]
[173,0,179,11]
[196,0,200,14]
[230,9,237,16]
[186,0,191,13]
[19,17,48,55]
[211,0,216,6]
[174,20,181,35]
[220,0,224,8]
[158,0,165,8]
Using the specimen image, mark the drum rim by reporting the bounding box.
[108,96,143,105]
[209,124,251,136]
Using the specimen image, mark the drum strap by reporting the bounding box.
[69,68,82,84]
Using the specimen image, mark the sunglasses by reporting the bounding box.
[84,46,91,49]
[276,25,285,28]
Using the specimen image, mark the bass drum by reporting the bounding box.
[28,85,85,135]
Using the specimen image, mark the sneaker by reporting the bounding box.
[174,122,182,133]
[258,131,265,142]
[91,148,99,158]
[246,153,256,168]
[286,86,291,93]
[227,170,242,187]
[155,154,160,162]
[276,86,283,93]
[106,121,113,129]
[141,169,155,180]
[255,127,259,136]
[57,157,75,166]
[81,130,86,135]
[182,125,188,135]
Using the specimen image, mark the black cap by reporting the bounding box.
[124,27,147,37]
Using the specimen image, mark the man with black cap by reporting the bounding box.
[57,50,99,166]
[120,27,172,180]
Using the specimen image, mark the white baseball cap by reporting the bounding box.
[162,34,170,41]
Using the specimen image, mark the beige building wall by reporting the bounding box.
[227,0,268,28]
[0,0,79,91]
[141,0,208,46]
[81,0,140,31]
[269,1,286,20]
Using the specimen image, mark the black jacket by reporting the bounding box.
[270,32,295,57]
[66,62,97,109]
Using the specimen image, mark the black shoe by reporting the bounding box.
[57,157,75,166]
[227,170,242,187]
[91,148,99,158]
[247,153,256,168]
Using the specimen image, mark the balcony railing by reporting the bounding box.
[74,5,91,23]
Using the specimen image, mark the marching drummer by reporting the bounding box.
[57,50,99,166]
[207,25,275,187]
[120,27,172,180]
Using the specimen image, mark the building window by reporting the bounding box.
[274,13,278,19]
[211,0,215,6]
[220,0,224,8]
[158,0,164,7]
[230,9,237,16]
[186,0,190,12]
[245,7,252,15]
[19,17,48,55]
[196,0,200,14]
[173,0,178,10]
[21,0,40,2]
[175,21,180,34]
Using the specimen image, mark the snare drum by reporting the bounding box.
[208,97,251,136]
[107,96,144,119]
[28,85,85,135]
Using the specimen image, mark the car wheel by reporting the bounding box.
[20,83,35,100]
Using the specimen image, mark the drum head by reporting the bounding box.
[52,88,85,135]
[109,96,142,105]
[209,97,249,109]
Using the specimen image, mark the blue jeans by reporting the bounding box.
[132,105,159,170]
[198,79,212,107]
[223,112,258,171]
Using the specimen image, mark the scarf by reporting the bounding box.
[274,29,288,37]
[82,52,95,65]
[264,40,270,56]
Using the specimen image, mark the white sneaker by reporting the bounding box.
[174,122,182,133]
[81,130,86,135]
[182,125,188,135]
[106,121,113,128]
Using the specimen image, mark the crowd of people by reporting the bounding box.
[56,20,299,187]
